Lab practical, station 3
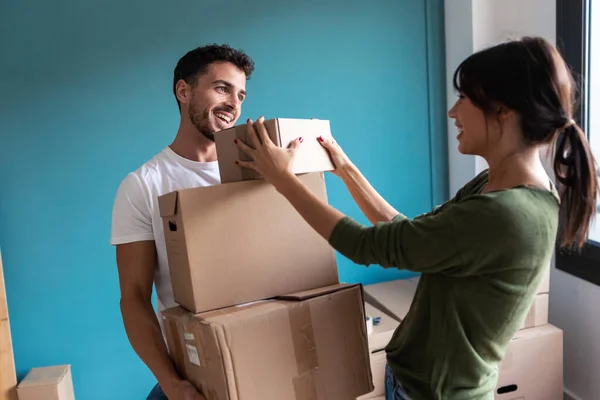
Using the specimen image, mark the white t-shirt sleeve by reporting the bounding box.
[110,173,155,245]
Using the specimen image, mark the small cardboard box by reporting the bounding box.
[538,266,550,294]
[364,301,400,353]
[16,365,75,400]
[495,324,563,399]
[519,293,548,330]
[357,350,387,400]
[363,278,418,322]
[158,172,339,313]
[162,284,374,400]
[214,118,335,183]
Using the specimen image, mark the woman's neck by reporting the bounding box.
[484,147,549,192]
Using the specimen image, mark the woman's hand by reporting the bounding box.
[234,116,302,187]
[317,135,354,177]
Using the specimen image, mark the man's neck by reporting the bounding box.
[170,129,217,163]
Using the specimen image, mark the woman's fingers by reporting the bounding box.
[234,136,255,157]
[235,159,257,171]
[254,116,273,146]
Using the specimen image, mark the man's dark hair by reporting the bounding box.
[172,43,255,108]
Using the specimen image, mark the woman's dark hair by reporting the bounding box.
[452,36,598,250]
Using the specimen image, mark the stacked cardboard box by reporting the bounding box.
[16,365,75,400]
[158,119,374,400]
[359,268,562,400]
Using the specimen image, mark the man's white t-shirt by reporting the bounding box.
[110,146,220,320]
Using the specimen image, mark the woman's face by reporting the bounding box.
[447,94,494,156]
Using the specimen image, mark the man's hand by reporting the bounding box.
[167,380,206,400]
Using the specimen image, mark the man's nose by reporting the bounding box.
[226,93,241,108]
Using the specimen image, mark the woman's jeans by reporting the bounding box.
[385,363,412,400]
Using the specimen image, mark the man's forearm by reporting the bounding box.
[120,298,181,396]
[339,164,399,224]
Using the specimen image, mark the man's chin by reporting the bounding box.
[201,131,216,142]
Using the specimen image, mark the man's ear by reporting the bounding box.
[175,79,190,106]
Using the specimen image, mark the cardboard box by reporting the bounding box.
[363,279,418,322]
[214,118,335,183]
[519,293,548,330]
[495,324,563,400]
[364,277,549,330]
[538,266,550,294]
[16,365,75,400]
[162,284,374,400]
[158,172,339,313]
[364,302,400,353]
[357,350,387,400]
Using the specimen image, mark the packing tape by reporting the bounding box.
[288,302,319,400]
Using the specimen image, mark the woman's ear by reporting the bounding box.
[497,105,515,120]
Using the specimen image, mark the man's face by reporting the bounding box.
[184,61,247,141]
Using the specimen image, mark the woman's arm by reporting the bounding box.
[338,162,400,223]
[317,136,399,224]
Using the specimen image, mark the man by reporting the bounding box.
[110,44,255,400]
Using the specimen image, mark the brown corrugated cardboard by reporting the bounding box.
[16,365,75,400]
[162,284,373,400]
[214,118,335,183]
[357,350,387,400]
[364,302,399,353]
[158,172,339,313]
[495,324,563,399]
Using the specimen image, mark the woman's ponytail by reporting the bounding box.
[553,120,599,249]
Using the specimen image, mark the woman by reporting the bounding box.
[234,36,598,400]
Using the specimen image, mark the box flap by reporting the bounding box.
[18,365,69,387]
[277,283,356,300]
[158,191,179,217]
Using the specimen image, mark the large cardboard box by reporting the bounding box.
[16,365,75,400]
[162,284,374,400]
[495,324,563,399]
[215,118,335,183]
[158,172,339,313]
[364,277,548,330]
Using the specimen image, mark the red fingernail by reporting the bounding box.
[318,136,324,142]
[234,139,238,144]
[299,137,303,142]
[247,118,251,123]
[235,161,239,165]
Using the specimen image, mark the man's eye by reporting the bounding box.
[216,86,227,93]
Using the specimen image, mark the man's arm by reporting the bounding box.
[111,174,203,399]
[116,242,204,400]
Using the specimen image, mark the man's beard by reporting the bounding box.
[189,103,216,142]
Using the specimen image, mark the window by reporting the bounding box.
[555,0,600,286]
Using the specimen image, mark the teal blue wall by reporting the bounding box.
[0,0,447,399]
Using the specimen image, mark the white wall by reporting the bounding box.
[444,1,600,399]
